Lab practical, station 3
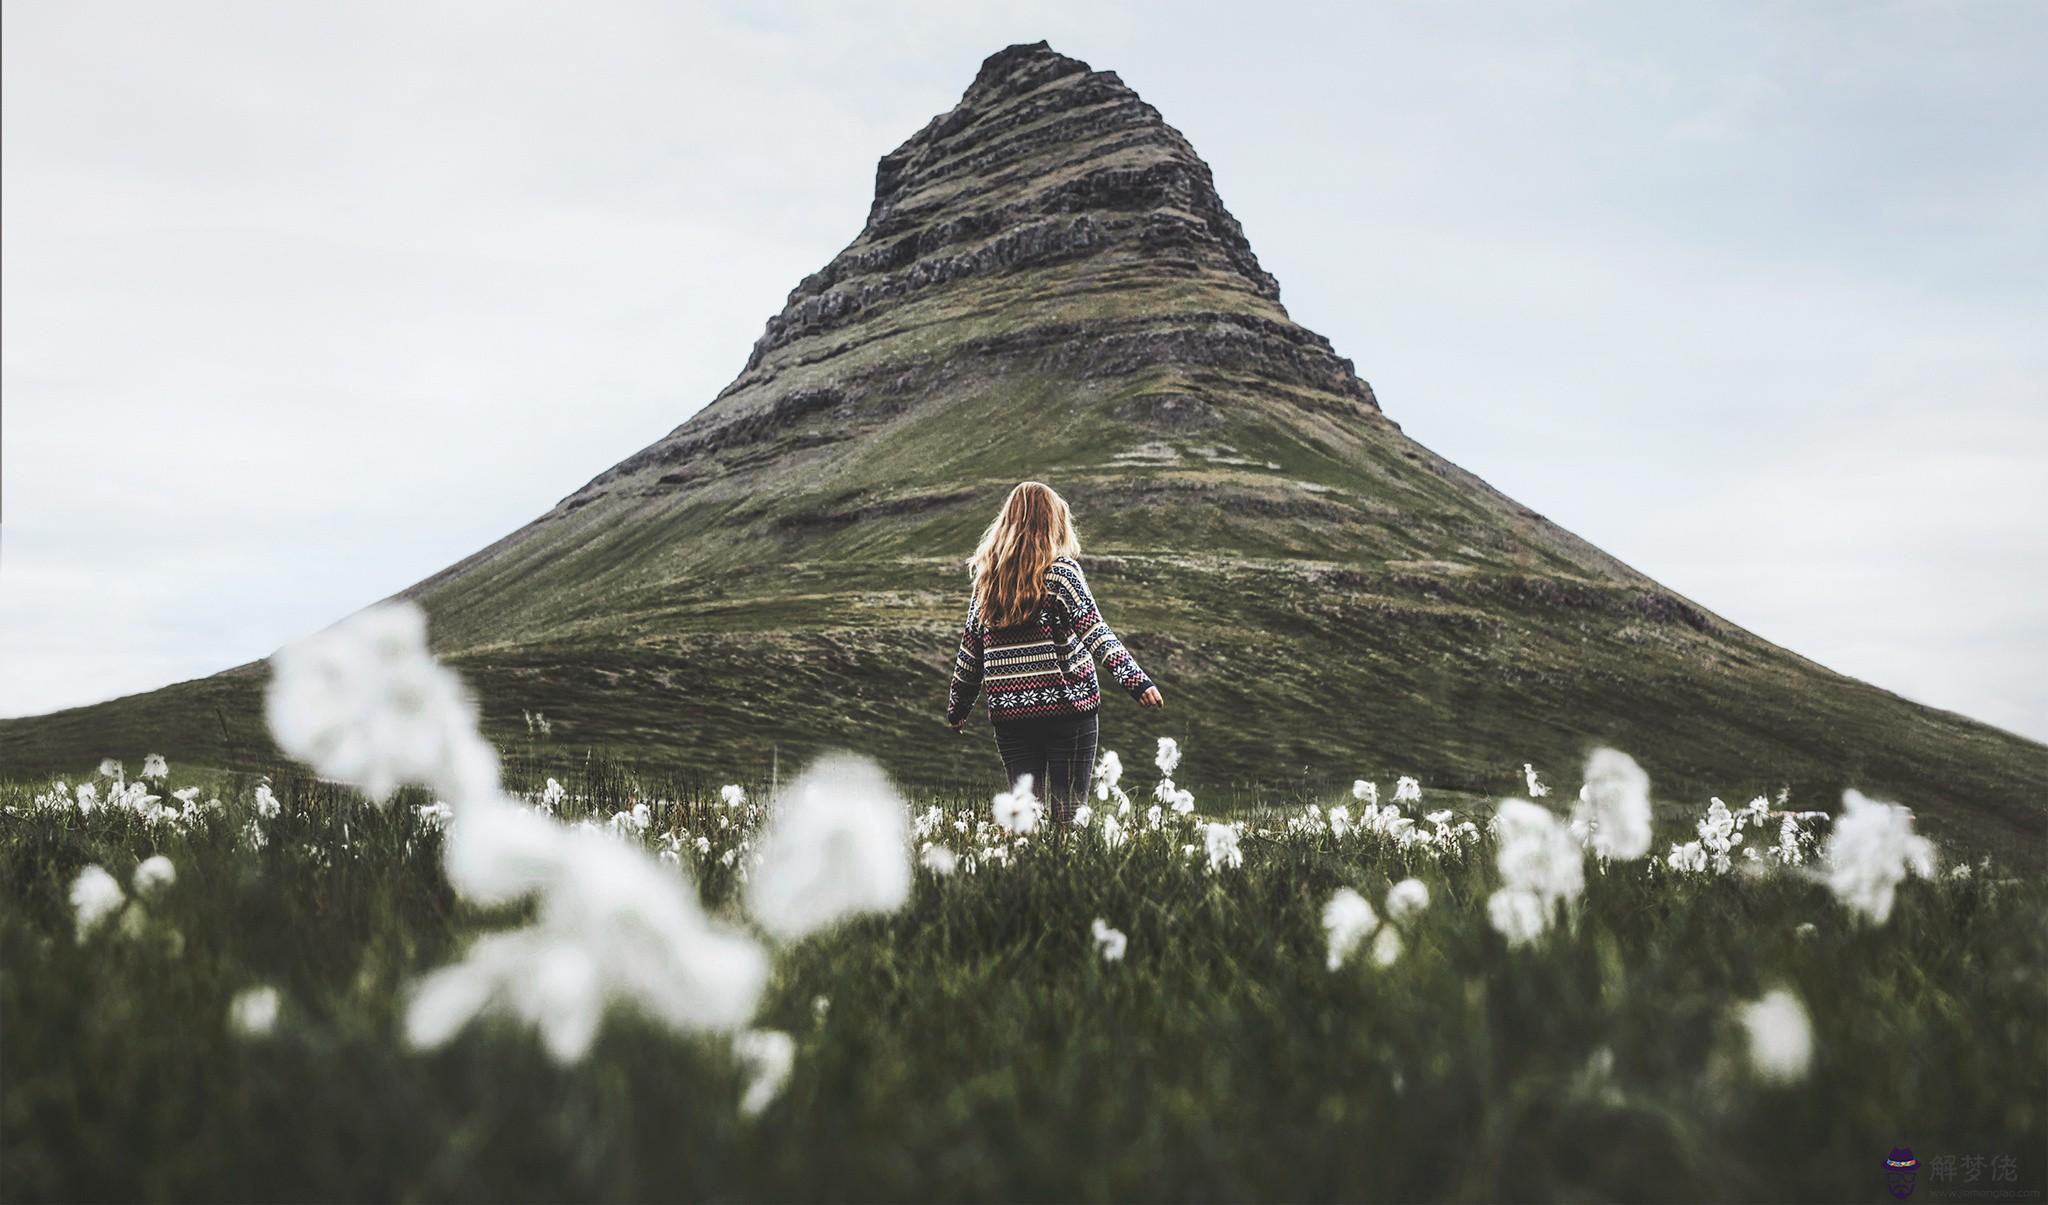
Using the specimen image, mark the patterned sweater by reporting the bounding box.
[946,555,1154,725]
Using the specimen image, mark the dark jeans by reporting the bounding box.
[993,709,1099,824]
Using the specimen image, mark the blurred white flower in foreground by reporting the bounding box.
[1203,822,1242,873]
[132,855,177,897]
[1369,925,1404,968]
[1495,799,1584,907]
[262,598,779,1065]
[1385,878,1430,922]
[1824,790,1935,925]
[733,1028,795,1117]
[1091,918,1128,962]
[1488,799,1584,946]
[229,985,282,1037]
[411,804,770,1062]
[265,602,496,804]
[1487,889,1546,946]
[70,865,125,940]
[1322,888,1377,970]
[1571,748,1653,861]
[993,775,1040,835]
[1736,988,1813,1083]
[746,754,912,941]
[1155,737,1181,776]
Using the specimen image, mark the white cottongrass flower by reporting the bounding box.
[1392,777,1422,805]
[132,855,177,897]
[1203,822,1242,872]
[993,774,1040,835]
[1352,779,1378,806]
[1736,988,1813,1084]
[141,753,169,781]
[1522,763,1550,798]
[733,1028,795,1117]
[1385,878,1430,922]
[74,782,99,814]
[1487,889,1547,947]
[745,754,912,941]
[1154,778,1195,814]
[1488,799,1584,945]
[70,865,125,939]
[1824,789,1936,925]
[229,985,282,1037]
[98,758,123,781]
[253,783,282,819]
[1145,804,1163,830]
[265,602,497,804]
[1072,804,1093,829]
[1369,924,1404,968]
[418,801,454,831]
[1328,805,1352,839]
[539,777,567,812]
[1494,799,1585,908]
[411,804,770,1062]
[1772,814,1811,865]
[920,843,958,876]
[1322,887,1378,970]
[1698,797,1742,873]
[1667,841,1708,873]
[1094,750,1124,796]
[1571,748,1654,861]
[1155,737,1181,775]
[1100,813,1127,850]
[720,784,746,808]
[1091,917,1128,962]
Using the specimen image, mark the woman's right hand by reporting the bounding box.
[1139,686,1164,708]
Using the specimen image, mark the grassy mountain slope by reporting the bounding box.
[3,42,2042,861]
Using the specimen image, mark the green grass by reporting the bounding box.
[4,756,2043,1202]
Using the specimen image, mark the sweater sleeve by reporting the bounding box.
[1047,558,1154,701]
[944,596,986,725]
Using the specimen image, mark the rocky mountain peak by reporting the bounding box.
[725,42,1288,383]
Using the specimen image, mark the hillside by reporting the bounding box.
[3,42,2042,860]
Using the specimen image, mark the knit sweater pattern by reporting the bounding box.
[946,556,1154,725]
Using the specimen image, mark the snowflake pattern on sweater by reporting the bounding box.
[946,556,1154,725]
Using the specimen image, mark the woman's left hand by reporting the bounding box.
[1139,686,1164,708]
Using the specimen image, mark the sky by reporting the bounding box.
[4,0,2045,741]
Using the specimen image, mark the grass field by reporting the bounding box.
[5,739,2042,1203]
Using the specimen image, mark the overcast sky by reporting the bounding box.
[4,1,2044,742]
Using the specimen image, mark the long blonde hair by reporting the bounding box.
[969,481,1081,628]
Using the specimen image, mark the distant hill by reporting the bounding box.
[4,42,2041,860]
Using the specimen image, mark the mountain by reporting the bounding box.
[4,42,2042,858]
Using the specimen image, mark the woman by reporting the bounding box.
[945,481,1164,823]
